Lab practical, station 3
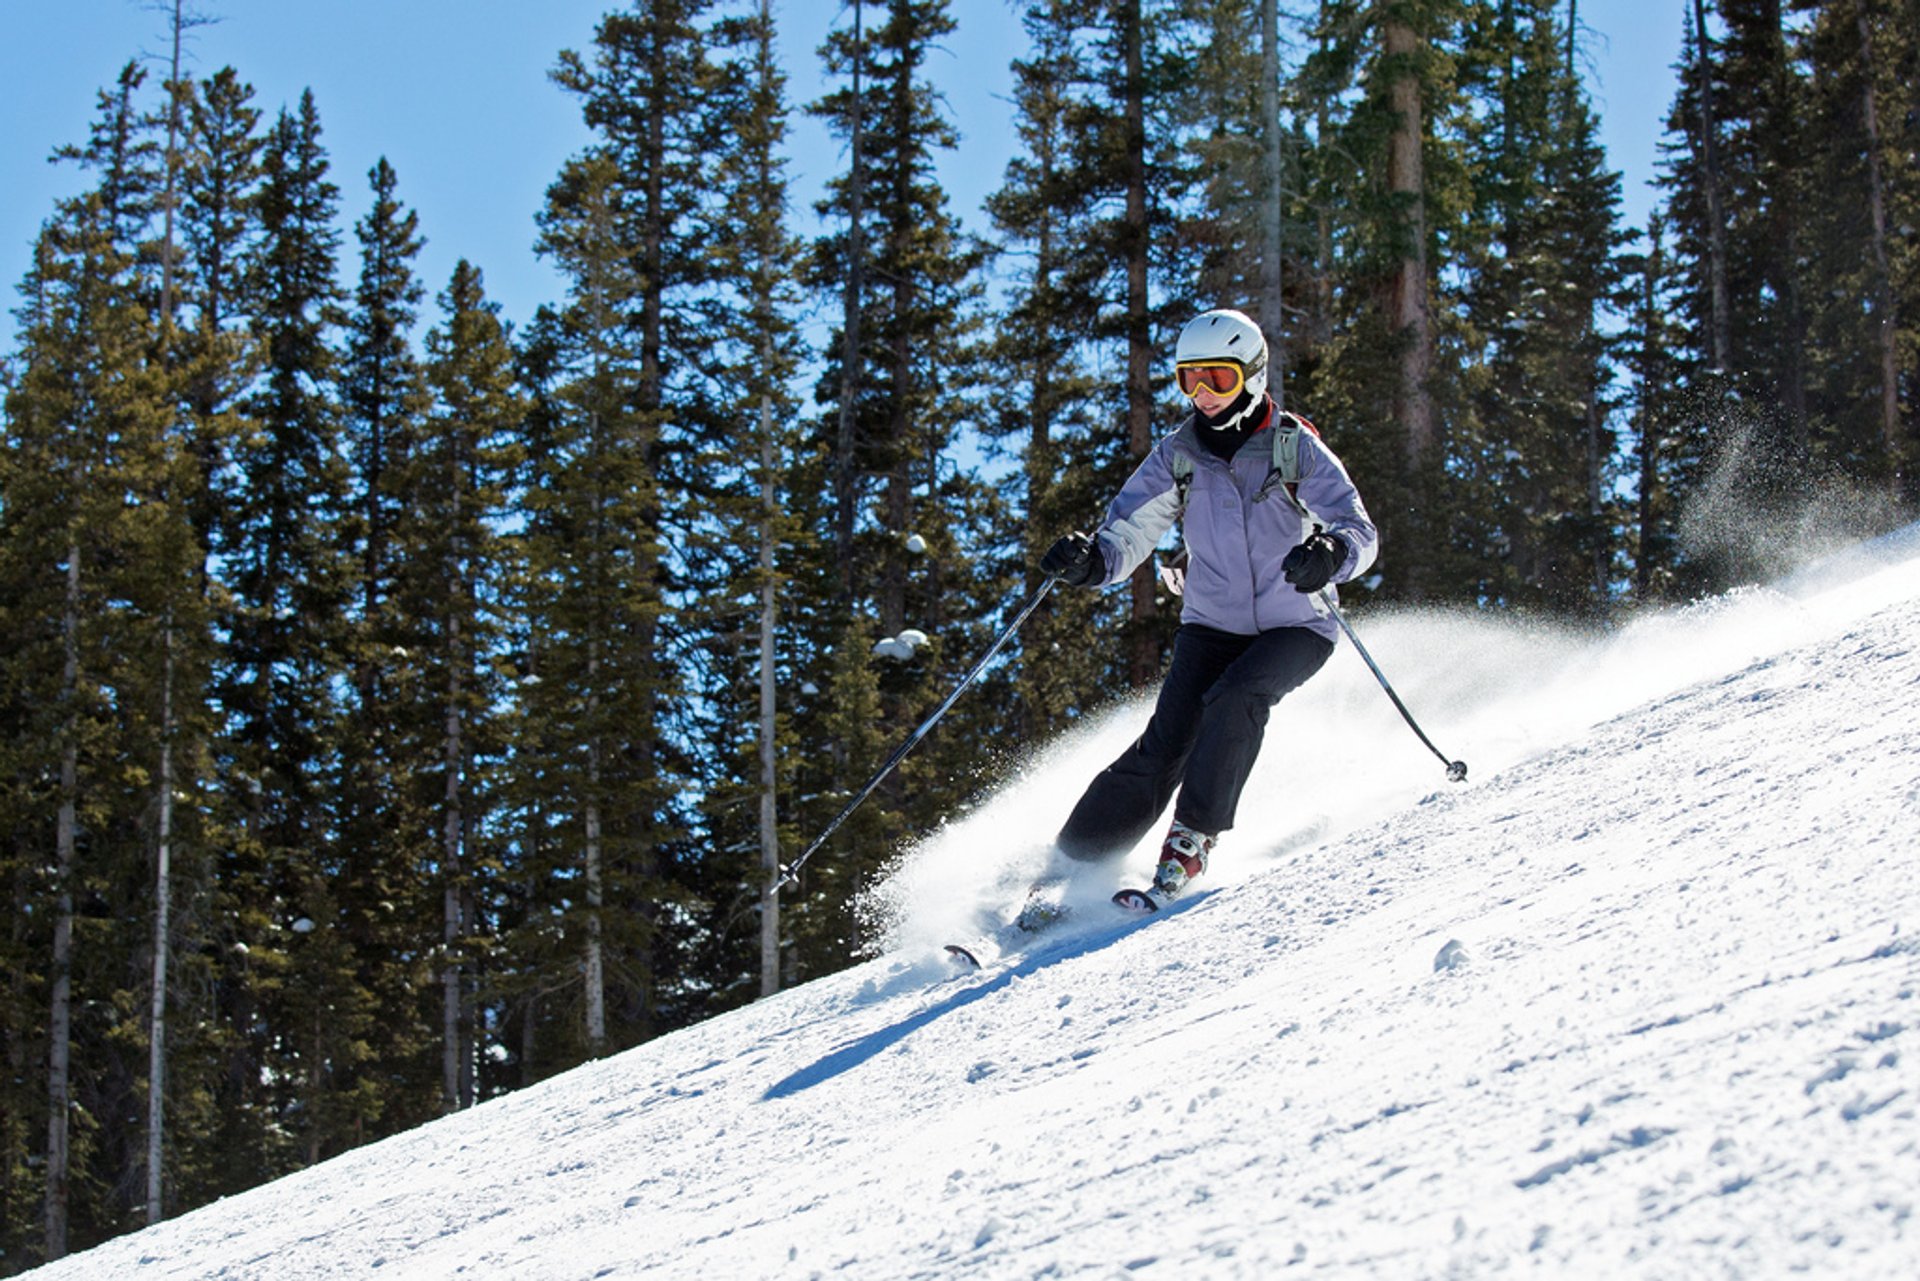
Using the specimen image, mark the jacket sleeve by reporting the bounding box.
[1296,431,1379,585]
[1091,440,1184,586]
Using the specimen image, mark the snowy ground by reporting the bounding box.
[32,527,1920,1279]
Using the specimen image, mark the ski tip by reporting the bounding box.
[944,943,983,970]
[1111,888,1159,914]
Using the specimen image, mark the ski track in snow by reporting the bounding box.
[31,527,1920,1280]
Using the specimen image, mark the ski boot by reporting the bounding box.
[1152,822,1213,899]
[1114,822,1216,912]
[1014,872,1071,933]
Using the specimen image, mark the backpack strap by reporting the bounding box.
[1254,411,1315,520]
[1170,414,1197,518]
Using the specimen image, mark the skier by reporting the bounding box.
[1036,307,1378,908]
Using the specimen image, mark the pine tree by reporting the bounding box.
[665,0,809,1000]
[1107,0,1192,683]
[1299,0,1475,601]
[1656,0,1914,586]
[403,261,525,1110]
[535,0,793,1041]
[1686,0,1735,376]
[172,68,268,746]
[1650,6,1739,587]
[331,156,439,1133]
[491,307,580,1083]
[984,2,1128,737]
[1718,0,1814,464]
[1619,213,1698,603]
[786,2,896,978]
[1798,0,1916,497]
[526,148,669,1057]
[341,158,428,638]
[796,0,994,978]
[1453,0,1626,612]
[156,65,271,1217]
[215,87,353,1174]
[0,64,183,1259]
[1170,1,1267,312]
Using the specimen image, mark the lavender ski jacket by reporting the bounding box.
[1089,405,1380,643]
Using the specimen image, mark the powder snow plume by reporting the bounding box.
[859,520,1920,956]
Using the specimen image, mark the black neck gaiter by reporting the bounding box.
[1196,394,1271,462]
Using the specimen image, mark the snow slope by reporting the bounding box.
[33,529,1920,1280]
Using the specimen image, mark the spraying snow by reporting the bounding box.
[862,520,1920,963]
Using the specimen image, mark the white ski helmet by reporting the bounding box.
[1174,308,1269,428]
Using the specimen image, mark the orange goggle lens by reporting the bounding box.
[1176,362,1245,398]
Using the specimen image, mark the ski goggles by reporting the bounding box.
[1175,361,1245,398]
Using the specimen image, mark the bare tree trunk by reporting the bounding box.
[146,624,177,1223]
[518,637,547,1084]
[1121,0,1159,689]
[1587,390,1607,600]
[1691,0,1733,373]
[1261,0,1285,407]
[1752,2,1808,472]
[1854,2,1901,479]
[1636,217,1666,600]
[519,989,539,1090]
[1312,10,1335,351]
[46,545,81,1261]
[441,633,464,1111]
[159,1,185,331]
[441,483,470,1111]
[582,636,608,1051]
[144,0,196,1224]
[1383,15,1435,469]
[834,0,867,603]
[882,28,917,639]
[750,0,784,1000]
[580,186,611,1055]
[758,389,781,997]
[4,865,28,1262]
[1570,3,1606,604]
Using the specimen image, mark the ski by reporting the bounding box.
[944,942,985,970]
[942,913,1067,972]
[941,873,1077,971]
[943,885,1183,971]
[941,867,1210,973]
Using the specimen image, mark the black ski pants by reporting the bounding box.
[1056,623,1333,862]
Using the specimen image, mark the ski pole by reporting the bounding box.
[772,577,1058,893]
[1318,589,1469,783]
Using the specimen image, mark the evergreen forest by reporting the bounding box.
[1,0,1914,1265]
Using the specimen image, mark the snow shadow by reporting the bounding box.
[762,907,1179,1101]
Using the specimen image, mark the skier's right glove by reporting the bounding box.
[1040,531,1103,587]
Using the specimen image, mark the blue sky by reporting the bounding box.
[2,2,1686,358]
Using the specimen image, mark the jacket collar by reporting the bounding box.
[1170,395,1276,465]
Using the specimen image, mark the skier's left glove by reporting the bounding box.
[1281,531,1347,593]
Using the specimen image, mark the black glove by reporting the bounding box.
[1281,531,1346,594]
[1040,531,1102,587]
